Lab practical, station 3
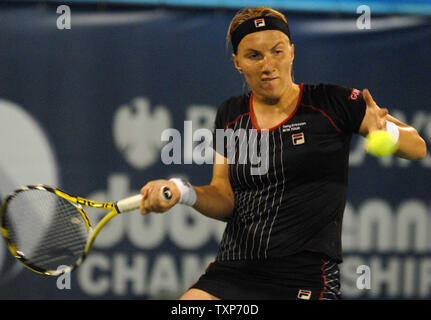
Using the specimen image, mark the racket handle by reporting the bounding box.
[160,186,173,202]
[116,186,172,213]
[116,195,142,213]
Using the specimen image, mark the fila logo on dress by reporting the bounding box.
[297,289,312,300]
[349,88,361,101]
[292,132,305,145]
[281,122,307,146]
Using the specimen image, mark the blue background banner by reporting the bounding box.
[12,0,431,15]
[0,4,430,299]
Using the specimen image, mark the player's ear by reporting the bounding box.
[290,42,295,63]
[232,54,243,74]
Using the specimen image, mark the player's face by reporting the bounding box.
[233,30,294,103]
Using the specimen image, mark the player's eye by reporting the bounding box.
[247,52,261,59]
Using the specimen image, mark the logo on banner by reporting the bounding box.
[0,98,59,284]
[113,97,172,169]
[292,132,305,145]
[254,18,266,28]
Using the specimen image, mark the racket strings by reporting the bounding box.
[3,189,89,272]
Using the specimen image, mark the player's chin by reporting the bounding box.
[259,90,283,105]
[261,82,282,93]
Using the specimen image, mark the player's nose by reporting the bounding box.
[261,55,275,74]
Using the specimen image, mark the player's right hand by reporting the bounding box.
[139,180,180,215]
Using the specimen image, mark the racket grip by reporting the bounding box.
[116,186,172,213]
[116,195,142,213]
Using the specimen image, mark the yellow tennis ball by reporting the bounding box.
[365,130,398,157]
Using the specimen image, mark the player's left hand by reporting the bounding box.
[359,89,389,135]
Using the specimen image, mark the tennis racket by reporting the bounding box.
[0,184,172,276]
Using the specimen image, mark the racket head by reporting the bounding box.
[0,185,93,276]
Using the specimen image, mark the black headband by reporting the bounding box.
[230,16,291,54]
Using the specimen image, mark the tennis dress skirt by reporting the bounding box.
[191,251,341,300]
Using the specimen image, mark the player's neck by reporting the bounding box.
[251,83,301,130]
[252,83,300,115]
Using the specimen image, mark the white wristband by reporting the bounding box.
[386,121,400,143]
[169,178,197,206]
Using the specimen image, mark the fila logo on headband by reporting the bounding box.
[254,18,266,28]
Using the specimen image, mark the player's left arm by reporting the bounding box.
[358,89,427,160]
[384,113,427,160]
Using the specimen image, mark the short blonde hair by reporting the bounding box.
[226,7,289,51]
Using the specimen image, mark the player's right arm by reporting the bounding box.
[139,151,234,222]
[141,99,236,220]
[192,151,234,222]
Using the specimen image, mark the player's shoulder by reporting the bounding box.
[218,93,250,112]
[304,83,362,100]
[215,93,250,125]
[303,83,364,109]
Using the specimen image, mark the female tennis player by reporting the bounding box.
[139,7,427,300]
